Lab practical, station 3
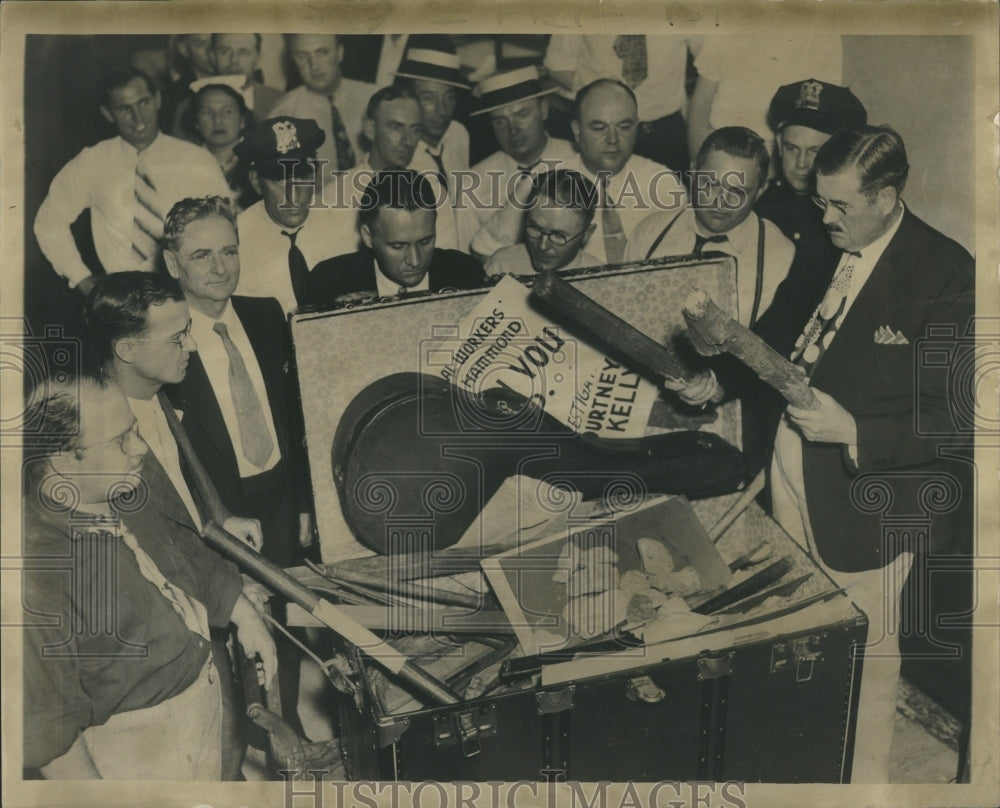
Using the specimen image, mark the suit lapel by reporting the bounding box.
[137,449,201,532]
[811,212,913,385]
[181,350,242,478]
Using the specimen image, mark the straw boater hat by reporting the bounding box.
[395,47,468,89]
[471,66,558,116]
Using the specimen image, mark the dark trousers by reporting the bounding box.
[634,110,689,175]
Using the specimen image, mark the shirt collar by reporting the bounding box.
[188,299,236,339]
[685,207,758,258]
[855,201,905,262]
[373,256,430,297]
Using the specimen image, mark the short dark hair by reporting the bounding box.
[185,83,251,142]
[813,124,909,198]
[528,169,598,225]
[23,374,108,460]
[101,66,157,109]
[163,196,238,252]
[696,126,770,184]
[211,33,262,51]
[86,272,185,364]
[365,85,418,122]
[358,169,438,230]
[572,78,637,123]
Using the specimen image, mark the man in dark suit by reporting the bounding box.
[159,195,312,566]
[770,126,974,782]
[307,168,486,308]
[160,195,313,730]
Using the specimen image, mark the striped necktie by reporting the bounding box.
[132,150,164,271]
[601,175,628,264]
[212,321,275,469]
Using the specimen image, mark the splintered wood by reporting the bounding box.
[682,289,819,410]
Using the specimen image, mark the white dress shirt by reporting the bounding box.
[468,136,579,257]
[189,302,281,478]
[563,153,688,266]
[34,133,230,287]
[127,395,203,530]
[771,203,905,544]
[373,258,430,297]
[627,207,793,326]
[544,35,695,121]
[409,121,476,252]
[235,200,360,313]
[269,81,374,175]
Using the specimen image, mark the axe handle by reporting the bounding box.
[531,271,724,404]
[156,392,461,706]
[682,289,818,410]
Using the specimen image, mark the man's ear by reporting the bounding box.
[113,337,137,365]
[877,186,898,216]
[100,105,114,125]
[360,222,374,250]
[570,118,580,145]
[248,168,262,195]
[163,249,181,280]
[579,222,597,249]
[362,118,375,144]
[540,98,550,123]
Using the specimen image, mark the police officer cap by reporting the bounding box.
[768,79,867,135]
[235,116,326,180]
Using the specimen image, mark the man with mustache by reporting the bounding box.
[770,125,973,782]
[21,372,274,780]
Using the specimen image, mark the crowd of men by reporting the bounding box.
[23,33,973,784]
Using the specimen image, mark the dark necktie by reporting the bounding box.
[601,176,628,265]
[328,97,357,171]
[791,258,857,375]
[614,35,648,89]
[212,321,275,469]
[282,228,310,307]
[426,147,448,192]
[692,233,729,255]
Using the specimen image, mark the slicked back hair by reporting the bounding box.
[163,195,238,253]
[813,124,909,199]
[358,169,438,230]
[696,126,770,185]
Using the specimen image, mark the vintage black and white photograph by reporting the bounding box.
[1,2,997,807]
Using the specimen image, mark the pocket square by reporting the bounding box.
[874,325,909,345]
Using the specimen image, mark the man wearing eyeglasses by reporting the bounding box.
[21,374,275,779]
[85,270,271,778]
[769,125,974,782]
[484,169,601,275]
